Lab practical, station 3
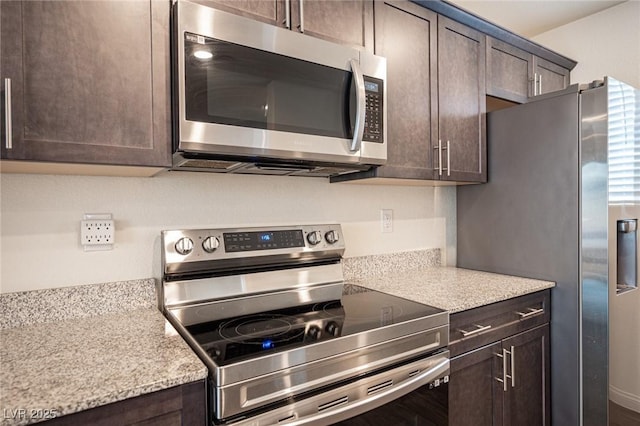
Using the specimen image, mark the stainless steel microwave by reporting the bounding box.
[172,0,387,177]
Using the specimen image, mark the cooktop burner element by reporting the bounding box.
[160,224,449,425]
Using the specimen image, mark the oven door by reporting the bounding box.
[224,351,449,426]
[174,0,386,166]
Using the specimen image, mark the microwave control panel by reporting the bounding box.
[363,76,384,143]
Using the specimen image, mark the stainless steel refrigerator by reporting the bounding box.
[457,76,640,426]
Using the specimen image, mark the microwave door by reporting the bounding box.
[179,33,361,164]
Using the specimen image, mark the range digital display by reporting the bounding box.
[224,230,305,252]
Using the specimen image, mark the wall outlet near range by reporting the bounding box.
[81,213,115,251]
[381,209,393,233]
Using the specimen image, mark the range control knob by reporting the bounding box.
[175,237,194,255]
[202,236,220,253]
[325,321,340,337]
[307,231,322,246]
[307,325,322,340]
[325,230,340,245]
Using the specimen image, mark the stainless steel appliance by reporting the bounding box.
[171,0,387,177]
[457,77,640,425]
[160,224,449,425]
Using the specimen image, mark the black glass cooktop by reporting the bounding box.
[185,284,445,366]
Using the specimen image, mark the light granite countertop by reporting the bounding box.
[0,307,207,425]
[349,266,555,313]
[0,260,553,424]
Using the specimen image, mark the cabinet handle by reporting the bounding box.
[459,323,492,337]
[496,348,508,392]
[434,141,442,176]
[283,0,291,29]
[496,347,515,391]
[510,345,516,387]
[539,74,543,94]
[516,307,544,319]
[533,73,538,96]
[3,78,12,150]
[297,0,304,33]
[446,140,451,177]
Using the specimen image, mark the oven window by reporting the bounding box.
[332,383,448,426]
[335,383,449,426]
[184,33,355,139]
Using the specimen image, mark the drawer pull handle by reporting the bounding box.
[516,307,544,319]
[459,324,492,337]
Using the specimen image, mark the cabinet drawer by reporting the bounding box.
[449,290,550,357]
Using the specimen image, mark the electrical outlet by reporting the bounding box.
[81,213,115,251]
[381,209,393,233]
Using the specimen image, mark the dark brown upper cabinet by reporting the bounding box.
[0,1,172,173]
[437,16,486,183]
[357,0,438,181]
[487,37,570,103]
[205,0,374,52]
[332,2,485,184]
[202,0,287,27]
[534,56,570,96]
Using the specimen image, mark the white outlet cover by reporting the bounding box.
[81,213,114,251]
[381,209,393,233]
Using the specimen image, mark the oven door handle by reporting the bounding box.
[285,354,449,425]
[349,58,365,153]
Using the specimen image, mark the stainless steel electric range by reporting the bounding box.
[160,224,449,425]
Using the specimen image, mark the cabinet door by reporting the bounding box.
[0,0,171,167]
[449,342,503,426]
[45,380,206,425]
[486,37,533,104]
[204,0,286,28]
[534,57,570,96]
[437,16,486,183]
[372,0,438,180]
[502,324,551,426]
[290,0,373,52]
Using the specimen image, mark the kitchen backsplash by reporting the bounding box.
[0,278,156,329]
[342,248,441,281]
[1,248,442,329]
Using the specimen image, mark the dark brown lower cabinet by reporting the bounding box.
[46,380,206,426]
[450,342,502,426]
[449,291,551,426]
[450,325,550,426]
[502,325,551,426]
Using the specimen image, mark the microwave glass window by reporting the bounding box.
[184,33,354,139]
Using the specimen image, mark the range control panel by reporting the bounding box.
[223,229,305,252]
[162,224,345,275]
[363,76,384,143]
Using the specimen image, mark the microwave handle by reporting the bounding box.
[349,59,365,153]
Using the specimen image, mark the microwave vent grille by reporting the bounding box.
[179,159,243,172]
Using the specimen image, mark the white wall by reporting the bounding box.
[0,171,456,293]
[534,1,640,411]
[532,0,640,88]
